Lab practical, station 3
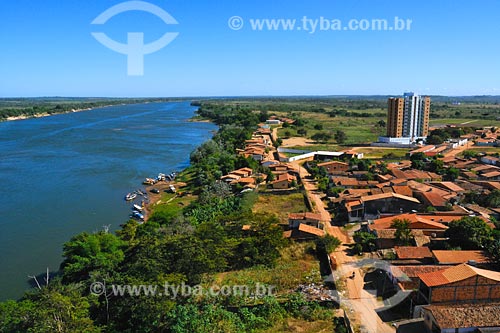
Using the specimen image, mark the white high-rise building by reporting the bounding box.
[380,92,430,145]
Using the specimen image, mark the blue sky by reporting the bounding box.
[0,0,499,97]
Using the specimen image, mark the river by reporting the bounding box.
[0,101,216,300]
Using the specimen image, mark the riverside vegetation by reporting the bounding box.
[3,96,500,332]
[0,102,342,333]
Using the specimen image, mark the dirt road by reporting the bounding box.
[293,161,395,333]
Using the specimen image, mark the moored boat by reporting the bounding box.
[125,193,137,201]
[132,211,144,220]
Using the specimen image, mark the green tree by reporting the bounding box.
[463,150,479,159]
[314,124,324,130]
[487,237,500,266]
[334,130,347,144]
[429,159,444,173]
[426,135,444,144]
[0,288,100,333]
[311,132,332,143]
[445,167,460,181]
[233,214,286,269]
[315,235,341,254]
[485,189,500,208]
[353,231,377,252]
[61,231,126,283]
[445,216,493,250]
[390,219,412,246]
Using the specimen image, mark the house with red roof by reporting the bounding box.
[417,264,500,304]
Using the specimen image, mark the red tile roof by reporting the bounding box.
[482,171,500,178]
[423,303,500,329]
[317,161,348,167]
[297,224,325,237]
[395,246,433,259]
[392,265,444,279]
[419,264,500,287]
[437,181,465,192]
[432,250,490,265]
[371,213,448,231]
[419,191,448,207]
[360,192,420,203]
[392,185,413,197]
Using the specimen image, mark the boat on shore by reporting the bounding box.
[143,178,156,185]
[131,211,144,220]
[125,193,137,201]
[133,204,143,211]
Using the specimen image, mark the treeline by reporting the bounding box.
[426,127,475,144]
[0,102,334,332]
[327,109,386,118]
[0,98,175,120]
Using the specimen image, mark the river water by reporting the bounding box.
[0,101,216,300]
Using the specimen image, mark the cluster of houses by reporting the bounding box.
[280,137,500,332]
[220,118,500,332]
[221,122,301,190]
[472,127,500,146]
[265,115,296,125]
[314,155,500,332]
[320,154,500,224]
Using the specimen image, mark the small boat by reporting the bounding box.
[169,184,176,193]
[136,189,146,196]
[133,204,143,211]
[143,178,156,185]
[132,211,144,220]
[125,193,137,201]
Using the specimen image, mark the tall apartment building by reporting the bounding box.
[382,92,430,144]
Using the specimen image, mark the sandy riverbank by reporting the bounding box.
[2,104,127,122]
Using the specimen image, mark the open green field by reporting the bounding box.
[253,192,309,223]
[429,118,500,127]
[462,146,500,155]
[277,111,386,145]
[148,192,196,221]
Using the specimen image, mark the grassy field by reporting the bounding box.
[217,97,500,146]
[429,118,500,127]
[277,111,386,145]
[461,146,500,155]
[148,192,196,221]
[253,192,309,223]
[259,318,334,333]
[209,241,322,294]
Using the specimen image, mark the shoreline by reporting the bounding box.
[2,104,126,122]
[2,100,203,123]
